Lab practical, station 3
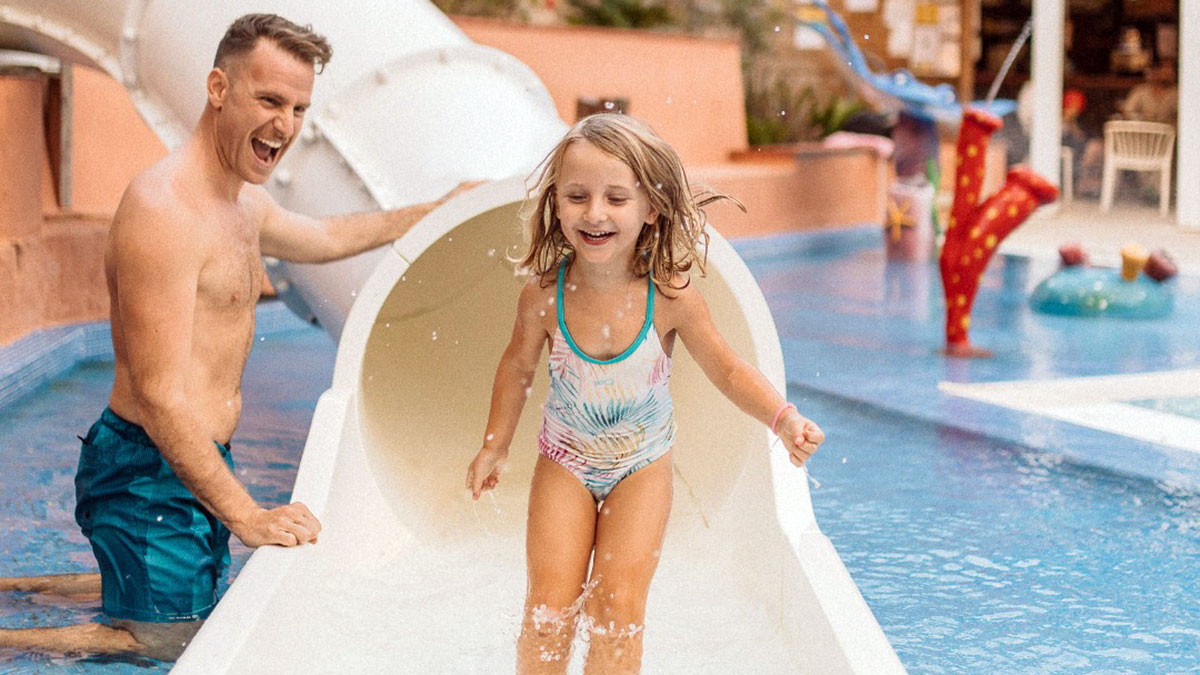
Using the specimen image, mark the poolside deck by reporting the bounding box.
[1002,199,1200,272]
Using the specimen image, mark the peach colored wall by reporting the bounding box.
[454,17,747,166]
[694,147,890,237]
[70,65,167,216]
[0,74,44,239]
[1,65,166,345]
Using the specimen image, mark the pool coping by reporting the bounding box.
[0,301,311,413]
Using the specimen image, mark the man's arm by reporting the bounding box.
[255,182,481,263]
[111,189,319,547]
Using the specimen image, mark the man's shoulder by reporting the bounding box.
[118,159,181,220]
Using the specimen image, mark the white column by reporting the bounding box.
[1178,1,1200,230]
[1028,0,1064,192]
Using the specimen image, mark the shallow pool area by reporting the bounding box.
[0,310,333,673]
[2,226,1199,673]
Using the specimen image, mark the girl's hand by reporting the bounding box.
[779,412,824,467]
[466,446,508,500]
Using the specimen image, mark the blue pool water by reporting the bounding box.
[0,318,334,673]
[1130,396,1200,422]
[2,227,1199,673]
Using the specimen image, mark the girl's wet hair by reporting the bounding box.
[519,113,737,289]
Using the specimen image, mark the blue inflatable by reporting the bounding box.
[1030,266,1174,318]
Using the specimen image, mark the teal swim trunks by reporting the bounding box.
[74,408,233,622]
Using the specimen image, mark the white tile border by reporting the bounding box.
[939,369,1200,454]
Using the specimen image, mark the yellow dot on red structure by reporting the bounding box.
[974,247,984,259]
[985,234,997,249]
[1007,205,1019,217]
[961,316,970,330]
[967,145,978,158]
[960,175,970,187]
[951,273,961,284]
[956,295,967,307]
[960,254,971,266]
[948,216,957,229]
[969,227,981,239]
[986,207,999,220]
[967,192,977,203]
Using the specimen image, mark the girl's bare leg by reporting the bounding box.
[518,455,598,675]
[583,451,673,675]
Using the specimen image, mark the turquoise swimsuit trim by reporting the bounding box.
[556,260,655,365]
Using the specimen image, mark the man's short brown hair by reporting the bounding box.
[213,13,333,74]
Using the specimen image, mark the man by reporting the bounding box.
[0,13,469,659]
[1119,60,1178,126]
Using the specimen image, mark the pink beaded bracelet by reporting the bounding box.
[771,403,797,435]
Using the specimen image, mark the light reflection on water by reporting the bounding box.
[799,390,1200,673]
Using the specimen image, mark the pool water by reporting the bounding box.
[1130,396,1200,422]
[799,391,1200,673]
[0,321,334,673]
[3,227,1199,673]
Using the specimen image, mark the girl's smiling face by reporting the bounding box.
[555,140,658,269]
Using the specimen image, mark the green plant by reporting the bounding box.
[744,78,865,145]
[808,95,866,138]
[565,0,675,29]
[429,0,523,19]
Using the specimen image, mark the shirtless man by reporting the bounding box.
[0,13,469,660]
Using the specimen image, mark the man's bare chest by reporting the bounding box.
[196,219,263,313]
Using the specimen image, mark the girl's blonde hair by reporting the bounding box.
[519,113,734,289]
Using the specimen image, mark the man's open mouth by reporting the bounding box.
[252,136,283,163]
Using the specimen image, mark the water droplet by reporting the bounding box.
[603,552,612,561]
[385,322,391,328]
[652,548,661,558]
[401,275,407,281]
[842,457,847,463]
[486,433,495,441]
[431,331,439,341]
[487,248,496,257]
[665,96,673,104]
[774,25,780,32]
[524,386,533,397]
[350,290,358,297]
[156,515,163,522]
[259,336,265,342]
[539,309,546,317]
[602,325,611,339]
[448,236,453,242]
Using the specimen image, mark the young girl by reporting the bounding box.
[465,113,823,674]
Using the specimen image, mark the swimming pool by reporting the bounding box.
[0,310,333,673]
[2,227,1198,672]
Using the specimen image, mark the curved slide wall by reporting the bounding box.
[1,1,902,672]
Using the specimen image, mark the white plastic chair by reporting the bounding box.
[1099,120,1175,216]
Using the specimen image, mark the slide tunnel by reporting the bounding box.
[0,1,902,671]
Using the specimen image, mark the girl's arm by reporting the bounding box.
[466,279,550,499]
[670,284,824,466]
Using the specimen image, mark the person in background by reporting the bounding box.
[1118,60,1178,126]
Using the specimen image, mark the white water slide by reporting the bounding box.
[1,1,903,672]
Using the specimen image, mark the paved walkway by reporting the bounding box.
[1001,199,1200,273]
